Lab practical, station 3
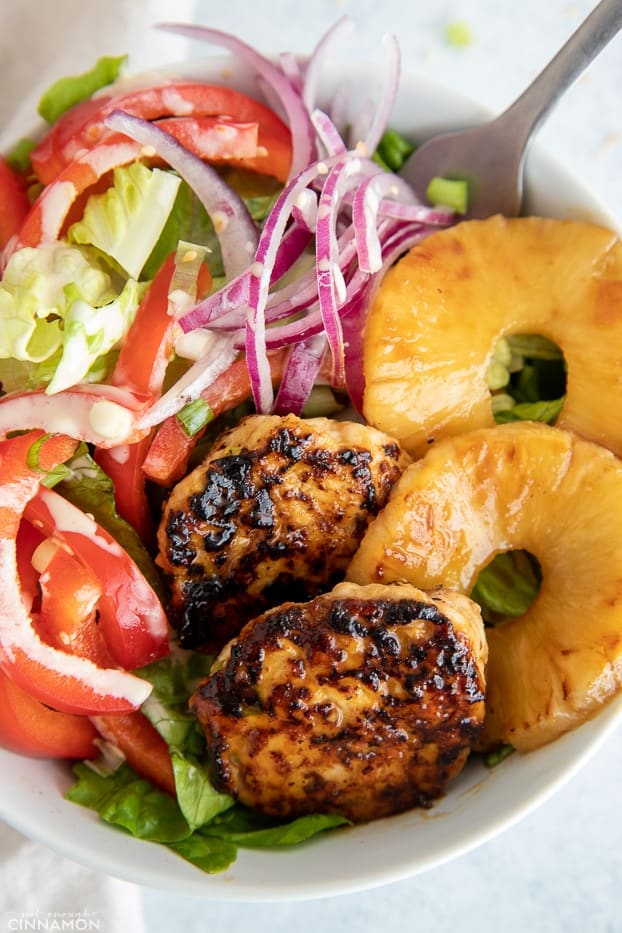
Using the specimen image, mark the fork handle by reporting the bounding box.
[494,0,622,144]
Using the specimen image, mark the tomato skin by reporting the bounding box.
[0,668,98,759]
[92,713,176,796]
[12,139,143,252]
[0,156,31,250]
[25,486,169,671]
[0,432,156,715]
[30,82,292,185]
[143,349,288,486]
[32,543,175,793]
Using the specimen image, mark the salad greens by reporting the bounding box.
[1,37,579,878]
[38,55,128,124]
[69,162,182,280]
[0,242,142,387]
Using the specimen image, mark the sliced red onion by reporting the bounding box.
[244,154,344,411]
[352,171,423,273]
[311,109,347,157]
[104,109,257,280]
[315,155,383,386]
[302,16,354,111]
[279,51,303,92]
[156,23,316,176]
[347,33,401,156]
[0,384,150,447]
[179,215,312,333]
[137,333,238,428]
[273,333,327,415]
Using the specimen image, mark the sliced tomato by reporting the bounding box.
[91,713,176,796]
[25,485,169,670]
[0,668,98,759]
[30,81,292,184]
[94,435,155,545]
[143,349,288,486]
[11,139,143,251]
[30,544,174,787]
[36,540,103,649]
[112,253,178,397]
[0,431,152,715]
[0,156,31,250]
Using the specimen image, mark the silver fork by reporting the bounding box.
[400,0,622,219]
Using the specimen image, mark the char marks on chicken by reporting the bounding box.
[190,581,487,822]
[157,414,410,651]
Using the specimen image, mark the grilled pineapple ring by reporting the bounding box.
[347,422,622,752]
[363,215,622,458]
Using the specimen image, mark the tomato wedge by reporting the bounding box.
[92,713,176,796]
[0,156,31,250]
[0,431,153,715]
[30,81,292,184]
[36,539,103,650]
[33,542,174,788]
[0,668,98,759]
[143,349,288,486]
[25,485,169,670]
[11,139,143,251]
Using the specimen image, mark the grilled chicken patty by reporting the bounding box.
[191,581,487,822]
[157,414,410,651]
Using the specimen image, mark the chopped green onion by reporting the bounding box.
[483,744,515,768]
[26,433,73,487]
[177,398,213,436]
[426,176,469,214]
[444,21,474,48]
[373,129,416,173]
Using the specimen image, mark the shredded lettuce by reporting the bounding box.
[0,242,144,393]
[69,162,182,280]
[471,550,541,624]
[38,55,128,124]
[489,334,565,424]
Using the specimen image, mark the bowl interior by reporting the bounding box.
[0,56,620,901]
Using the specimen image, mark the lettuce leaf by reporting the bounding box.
[69,162,181,280]
[0,242,144,393]
[471,550,541,623]
[38,55,127,124]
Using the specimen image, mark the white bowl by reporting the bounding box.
[1,55,621,901]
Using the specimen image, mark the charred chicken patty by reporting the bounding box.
[157,414,410,651]
[190,581,487,822]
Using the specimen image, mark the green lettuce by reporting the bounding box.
[0,242,144,393]
[471,550,541,624]
[69,162,182,280]
[38,55,127,124]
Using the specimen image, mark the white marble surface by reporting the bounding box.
[1,1,621,930]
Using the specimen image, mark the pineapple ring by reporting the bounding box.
[362,215,622,458]
[347,421,622,753]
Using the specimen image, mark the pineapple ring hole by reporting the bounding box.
[470,549,542,627]
[488,334,567,422]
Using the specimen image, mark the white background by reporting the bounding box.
[1,1,621,931]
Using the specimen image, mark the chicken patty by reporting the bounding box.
[190,581,487,822]
[157,414,410,651]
